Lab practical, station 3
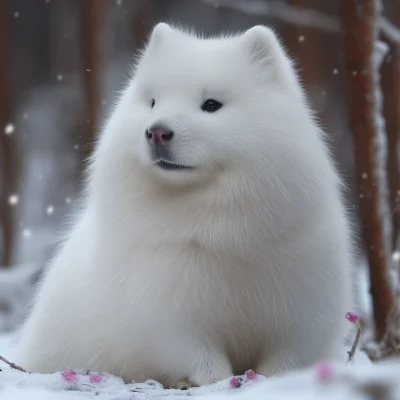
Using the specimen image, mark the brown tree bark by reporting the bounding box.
[82,0,102,159]
[0,0,17,268]
[340,0,395,340]
[381,4,400,252]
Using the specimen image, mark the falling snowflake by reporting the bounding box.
[46,205,55,215]
[333,68,339,75]
[362,173,368,180]
[116,0,122,5]
[8,194,19,206]
[393,251,400,262]
[86,69,91,72]
[23,113,28,119]
[57,74,63,81]
[298,35,305,42]
[352,70,358,76]
[22,229,32,238]
[14,11,19,18]
[74,144,79,150]
[4,123,15,135]
[65,197,72,204]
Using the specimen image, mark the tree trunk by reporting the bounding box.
[0,0,17,268]
[340,0,395,340]
[381,4,400,252]
[82,0,102,159]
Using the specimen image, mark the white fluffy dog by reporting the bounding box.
[17,23,353,388]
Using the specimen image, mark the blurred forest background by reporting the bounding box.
[0,0,400,351]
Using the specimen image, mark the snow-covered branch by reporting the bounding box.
[199,0,400,45]
[200,0,340,33]
[380,18,400,44]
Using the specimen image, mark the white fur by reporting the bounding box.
[17,24,353,388]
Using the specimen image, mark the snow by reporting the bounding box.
[8,194,19,206]
[371,38,392,262]
[22,229,32,239]
[0,348,397,400]
[4,123,15,135]
[46,205,55,215]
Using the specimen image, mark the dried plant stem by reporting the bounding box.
[348,322,363,363]
[0,354,27,372]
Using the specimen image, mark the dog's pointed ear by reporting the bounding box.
[242,25,288,68]
[146,22,173,50]
[241,25,302,96]
[242,25,276,67]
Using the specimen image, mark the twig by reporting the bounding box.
[347,322,363,363]
[0,354,27,372]
[379,18,400,44]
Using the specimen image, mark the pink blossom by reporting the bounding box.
[61,369,78,382]
[315,362,333,381]
[345,311,359,323]
[245,369,257,380]
[229,377,241,388]
[89,374,102,383]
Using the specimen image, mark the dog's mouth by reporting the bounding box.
[155,160,195,171]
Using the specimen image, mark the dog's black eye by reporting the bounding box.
[151,99,155,108]
[201,99,222,113]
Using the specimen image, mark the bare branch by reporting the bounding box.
[380,18,400,44]
[347,322,363,363]
[199,0,400,46]
[200,0,340,33]
[0,354,27,373]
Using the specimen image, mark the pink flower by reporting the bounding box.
[89,374,102,383]
[345,312,359,323]
[315,362,333,381]
[61,369,78,382]
[229,377,241,388]
[245,369,257,380]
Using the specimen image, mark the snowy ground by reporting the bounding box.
[1,356,399,399]
[2,331,399,400]
[2,263,396,399]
